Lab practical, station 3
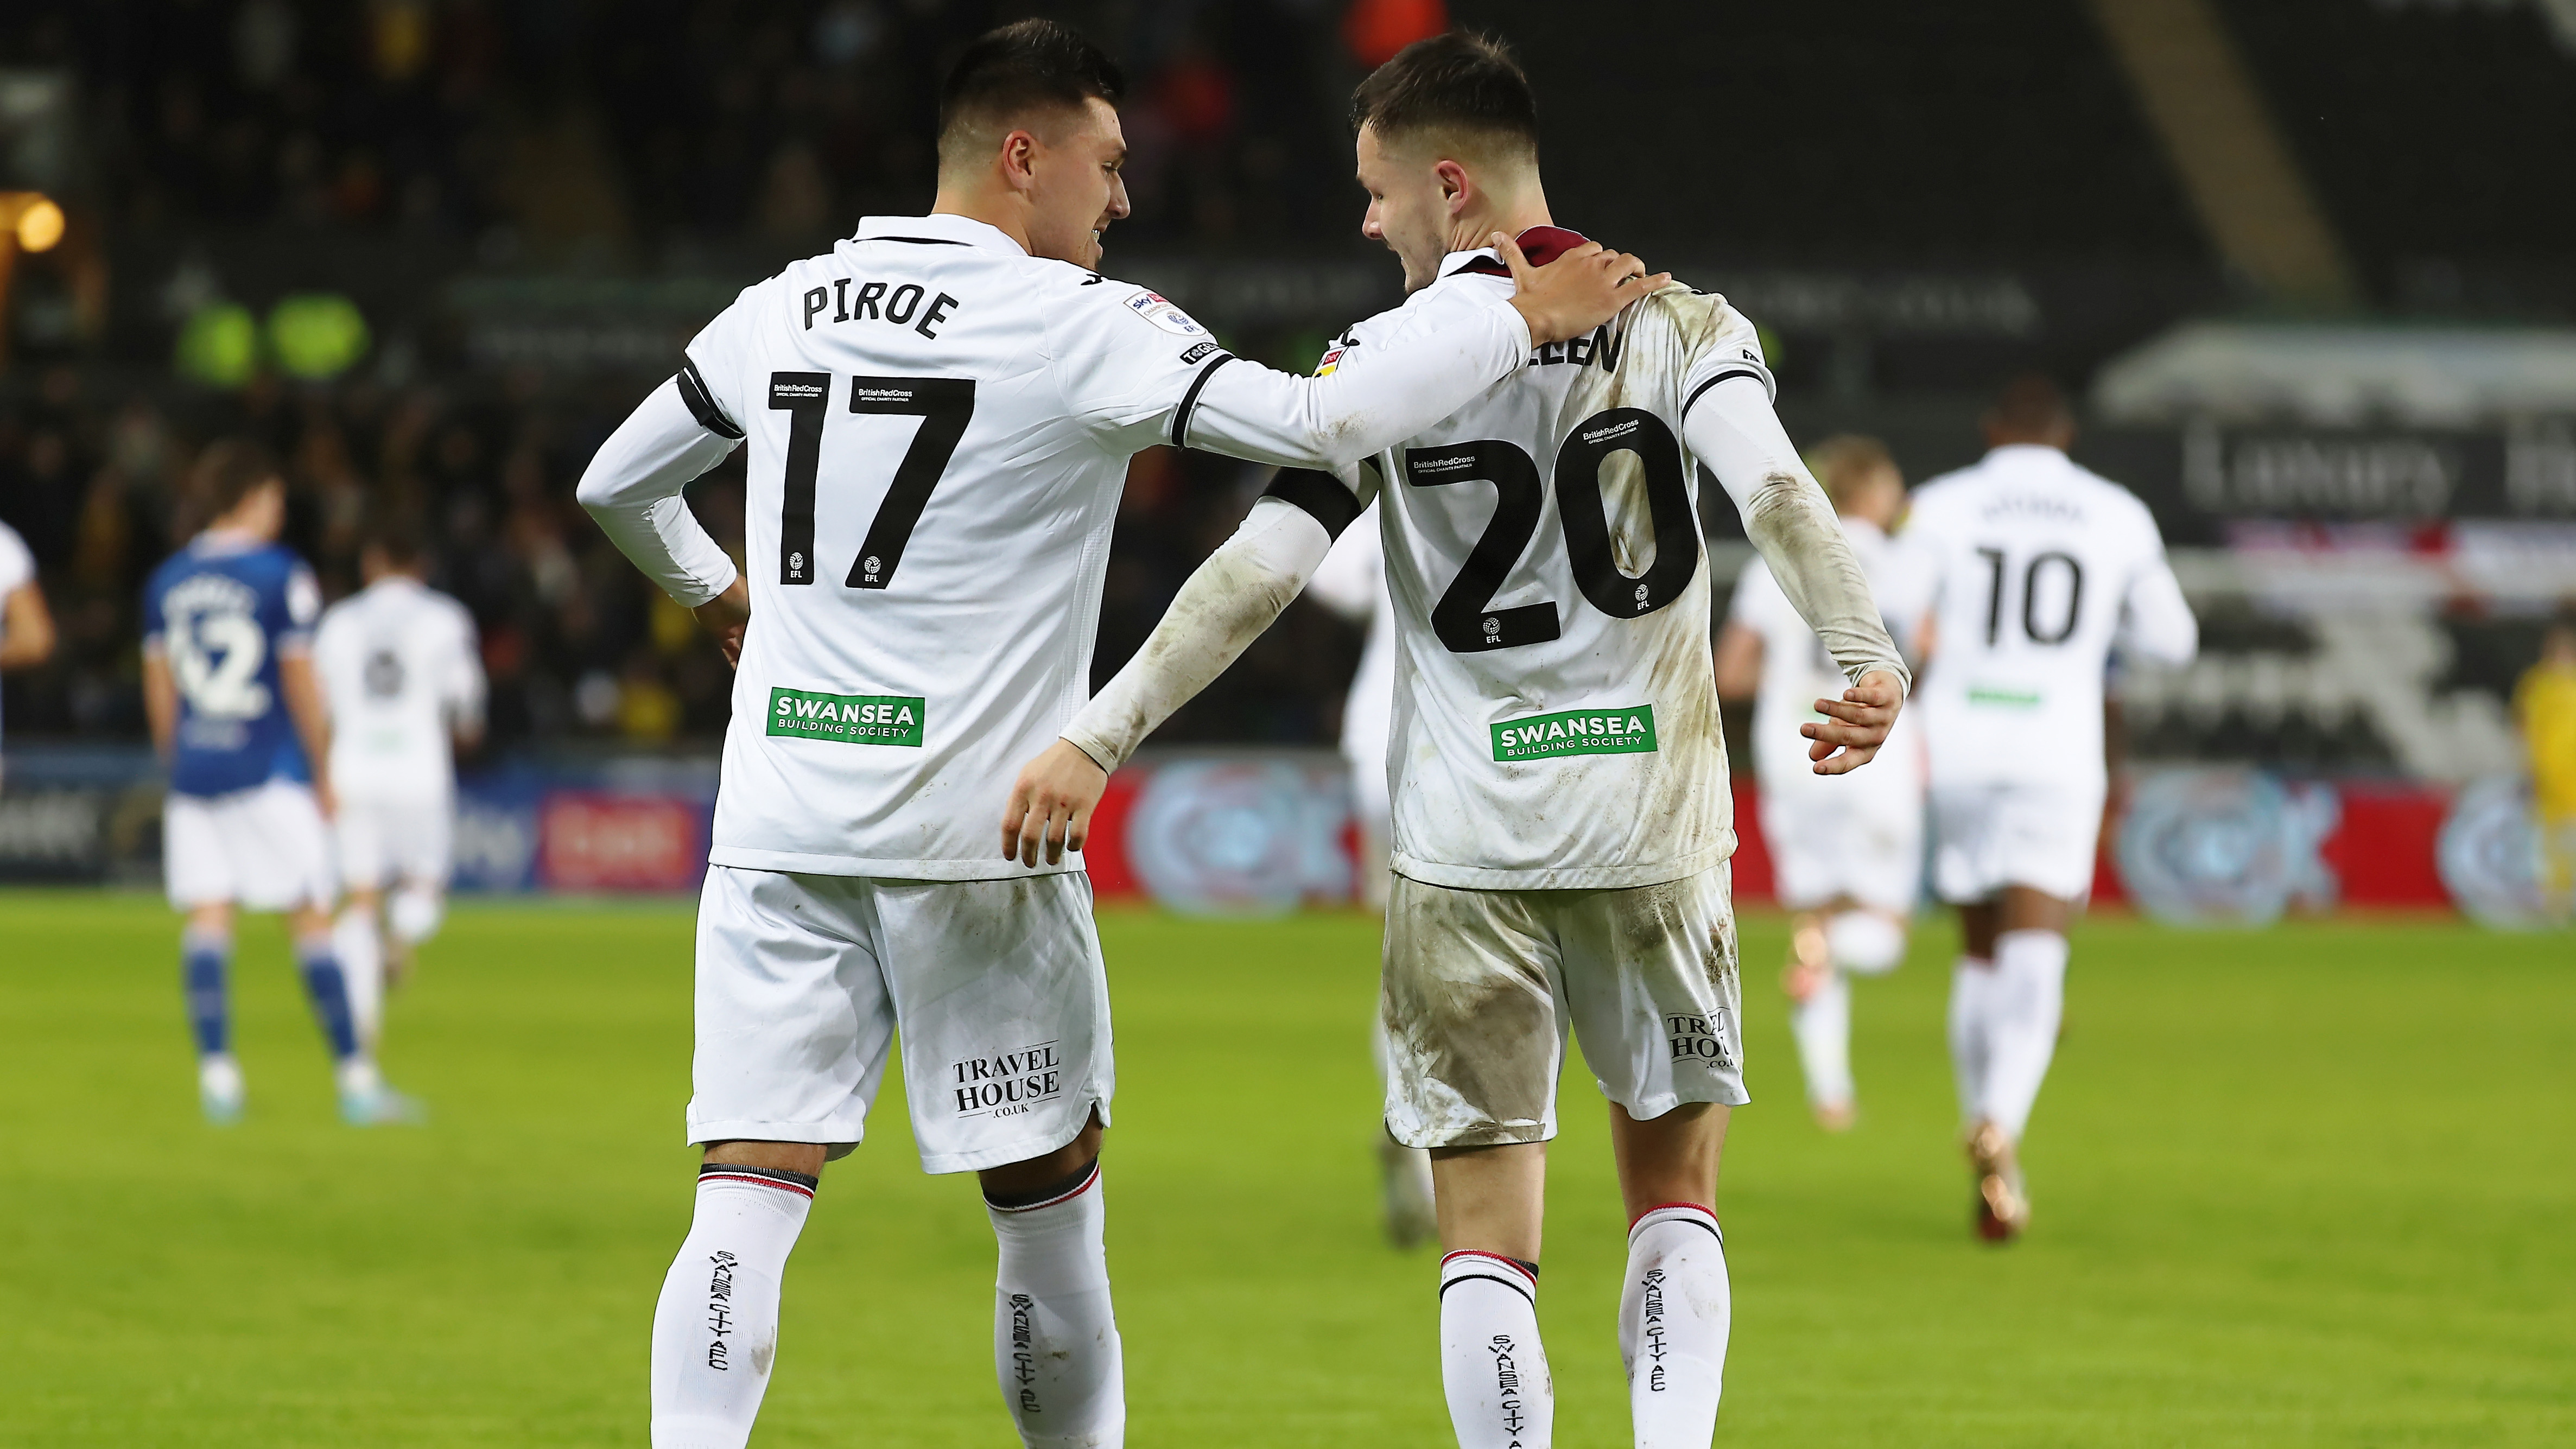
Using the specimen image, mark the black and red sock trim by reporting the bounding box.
[1439,1249,1540,1304]
[699,1162,819,1199]
[1629,1201,1721,1242]
[985,1159,1100,1214]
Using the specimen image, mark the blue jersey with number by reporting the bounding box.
[143,535,322,798]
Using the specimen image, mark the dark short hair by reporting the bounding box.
[360,506,426,567]
[1987,374,2073,437]
[192,438,282,518]
[1350,32,1538,161]
[937,19,1126,167]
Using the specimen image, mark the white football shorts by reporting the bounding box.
[164,779,336,911]
[1381,863,1747,1151]
[334,798,454,892]
[688,865,1113,1174]
[1930,779,2107,904]
[1759,770,1924,914]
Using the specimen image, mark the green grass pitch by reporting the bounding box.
[2,891,2569,1446]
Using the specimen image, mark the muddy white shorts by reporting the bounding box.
[1930,778,2106,904]
[1760,769,1925,914]
[334,798,454,891]
[1381,863,1747,1151]
[687,865,1113,1175]
[164,779,335,911]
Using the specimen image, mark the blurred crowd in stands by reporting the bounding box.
[0,0,1404,752]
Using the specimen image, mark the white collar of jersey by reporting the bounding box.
[1435,247,1505,281]
[853,213,1026,255]
[192,528,265,556]
[1984,443,2067,464]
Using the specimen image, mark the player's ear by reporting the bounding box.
[1437,158,1469,213]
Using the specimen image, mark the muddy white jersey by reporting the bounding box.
[1313,249,1779,889]
[1902,444,2197,791]
[1730,516,1931,798]
[649,213,1535,880]
[314,576,484,806]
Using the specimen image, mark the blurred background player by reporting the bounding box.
[314,514,487,1054]
[1901,377,2196,1240]
[1307,500,1438,1246]
[1715,436,1929,1131]
[142,441,417,1127]
[0,514,58,784]
[2517,602,2576,919]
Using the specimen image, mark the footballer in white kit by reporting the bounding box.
[0,515,58,783]
[1009,36,1907,1449]
[574,22,1651,1449]
[1901,376,2197,1239]
[1716,435,1931,1129]
[313,519,485,1051]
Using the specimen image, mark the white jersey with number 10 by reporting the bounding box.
[1902,444,2197,792]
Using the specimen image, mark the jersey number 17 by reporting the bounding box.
[769,372,977,590]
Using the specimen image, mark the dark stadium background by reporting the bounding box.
[1,0,2572,907]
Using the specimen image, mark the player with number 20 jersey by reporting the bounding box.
[575,22,1652,1449]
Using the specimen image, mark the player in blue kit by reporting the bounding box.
[142,440,418,1126]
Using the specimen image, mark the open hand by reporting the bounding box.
[1499,232,1669,345]
[1001,739,1111,867]
[694,576,751,668]
[1802,669,1904,775]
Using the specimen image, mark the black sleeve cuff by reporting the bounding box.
[1261,468,1365,539]
[676,358,745,440]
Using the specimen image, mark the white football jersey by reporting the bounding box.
[313,576,484,805]
[1902,444,2197,791]
[0,519,31,745]
[1730,517,1930,800]
[1311,250,1780,889]
[673,214,1534,879]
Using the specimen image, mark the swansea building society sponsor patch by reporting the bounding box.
[1490,704,1658,761]
[767,687,924,746]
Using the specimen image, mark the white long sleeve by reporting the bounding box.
[574,378,745,608]
[2118,553,2199,666]
[1058,497,1337,771]
[1684,376,1911,694]
[1175,295,1534,468]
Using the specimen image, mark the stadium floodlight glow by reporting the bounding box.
[0,193,65,252]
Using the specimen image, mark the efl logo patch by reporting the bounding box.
[767,687,924,746]
[1490,704,1658,761]
[1124,289,1208,337]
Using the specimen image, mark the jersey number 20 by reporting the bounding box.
[770,372,976,590]
[1405,407,1699,653]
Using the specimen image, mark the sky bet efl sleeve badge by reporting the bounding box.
[1124,289,1208,338]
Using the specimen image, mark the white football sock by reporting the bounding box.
[1982,930,2070,1139]
[389,884,443,945]
[987,1163,1124,1448]
[1947,956,1994,1125]
[651,1165,816,1449]
[1439,1250,1551,1449]
[1787,968,1854,1111]
[332,906,385,1051]
[1620,1204,1729,1448]
[1825,910,1906,975]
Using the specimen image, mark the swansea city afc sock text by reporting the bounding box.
[1439,1250,1551,1449]
[1620,1204,1730,1447]
[1984,930,2071,1139]
[1947,955,1995,1124]
[986,1160,1124,1448]
[650,1162,817,1449]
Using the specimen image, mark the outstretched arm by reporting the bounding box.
[1159,237,1664,469]
[1001,494,1343,866]
[1685,376,1911,773]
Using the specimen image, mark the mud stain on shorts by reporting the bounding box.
[1385,880,1556,1138]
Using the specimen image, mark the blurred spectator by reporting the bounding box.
[2518,602,2576,918]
